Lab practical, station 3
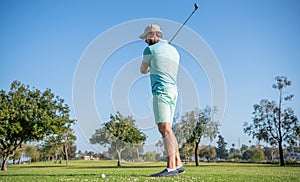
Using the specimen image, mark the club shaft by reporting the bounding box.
[169,6,198,43]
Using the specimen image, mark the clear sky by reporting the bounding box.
[1,0,299,152]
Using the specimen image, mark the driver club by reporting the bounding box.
[169,3,199,44]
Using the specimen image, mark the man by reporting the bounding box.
[139,24,185,177]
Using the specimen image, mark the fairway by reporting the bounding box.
[0,160,299,182]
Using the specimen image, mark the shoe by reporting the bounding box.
[177,166,185,173]
[151,168,179,177]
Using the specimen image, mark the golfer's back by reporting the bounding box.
[143,39,180,93]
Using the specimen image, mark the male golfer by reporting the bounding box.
[139,24,185,177]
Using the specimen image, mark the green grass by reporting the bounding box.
[0,160,299,182]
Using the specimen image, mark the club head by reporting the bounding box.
[194,3,199,10]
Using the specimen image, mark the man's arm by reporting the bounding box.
[140,61,150,74]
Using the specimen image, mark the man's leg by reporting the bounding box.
[158,123,184,173]
[151,92,181,177]
[175,149,183,167]
[158,122,177,170]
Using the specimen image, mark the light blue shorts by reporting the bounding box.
[153,89,178,124]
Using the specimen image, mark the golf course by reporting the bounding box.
[1,1,300,181]
[0,160,299,182]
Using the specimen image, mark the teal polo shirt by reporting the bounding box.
[143,39,180,94]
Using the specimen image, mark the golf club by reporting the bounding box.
[169,3,199,44]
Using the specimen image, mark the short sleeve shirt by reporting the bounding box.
[143,40,180,94]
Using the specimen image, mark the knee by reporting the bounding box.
[158,123,172,137]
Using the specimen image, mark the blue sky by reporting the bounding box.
[1,0,299,152]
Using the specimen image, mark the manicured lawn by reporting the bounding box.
[0,160,299,181]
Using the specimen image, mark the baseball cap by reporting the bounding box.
[139,24,162,39]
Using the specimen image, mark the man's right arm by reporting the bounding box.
[140,61,150,74]
[141,47,151,74]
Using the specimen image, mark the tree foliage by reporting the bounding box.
[173,106,219,166]
[199,146,217,162]
[89,112,147,166]
[43,126,76,165]
[142,151,156,161]
[179,142,194,163]
[242,145,265,162]
[216,135,228,160]
[155,140,164,155]
[0,81,75,170]
[24,145,40,163]
[243,76,299,166]
[228,147,241,161]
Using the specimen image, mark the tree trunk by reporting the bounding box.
[1,157,8,171]
[117,151,121,167]
[206,157,210,162]
[64,144,69,166]
[65,149,69,166]
[136,148,139,161]
[278,140,285,166]
[195,141,199,166]
[278,88,285,166]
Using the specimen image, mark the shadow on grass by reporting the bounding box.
[0,173,97,177]
[10,164,165,169]
[0,173,153,178]
[1,166,155,178]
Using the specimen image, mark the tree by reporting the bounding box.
[242,145,265,162]
[143,151,156,161]
[242,149,253,161]
[43,125,76,165]
[90,112,147,166]
[67,145,77,160]
[199,146,217,162]
[240,144,249,155]
[121,144,143,162]
[229,147,241,161]
[251,146,265,162]
[11,150,22,165]
[77,150,83,159]
[263,146,278,161]
[173,107,219,166]
[0,81,75,170]
[40,140,61,162]
[24,145,40,163]
[216,135,228,160]
[179,142,194,163]
[155,140,164,154]
[243,76,299,166]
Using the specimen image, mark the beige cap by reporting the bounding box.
[139,24,162,39]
